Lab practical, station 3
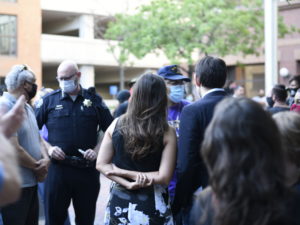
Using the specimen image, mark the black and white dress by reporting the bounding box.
[104,123,174,225]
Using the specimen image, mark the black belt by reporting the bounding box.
[52,156,96,168]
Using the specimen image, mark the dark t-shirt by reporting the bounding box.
[112,120,163,172]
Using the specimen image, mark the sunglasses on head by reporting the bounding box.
[15,64,28,82]
[20,64,28,72]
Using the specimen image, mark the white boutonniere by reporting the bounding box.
[83,99,92,107]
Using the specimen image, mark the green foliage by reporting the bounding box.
[105,0,293,65]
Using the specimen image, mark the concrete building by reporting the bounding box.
[0,0,41,87]
[0,0,168,98]
[223,1,300,97]
[1,0,300,98]
[41,0,168,98]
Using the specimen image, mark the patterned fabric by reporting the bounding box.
[104,182,174,225]
[167,100,190,138]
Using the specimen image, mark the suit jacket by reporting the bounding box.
[172,90,227,213]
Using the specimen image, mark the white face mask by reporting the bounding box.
[59,79,77,93]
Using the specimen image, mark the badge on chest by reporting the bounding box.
[55,105,63,110]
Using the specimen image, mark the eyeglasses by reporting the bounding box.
[56,73,77,81]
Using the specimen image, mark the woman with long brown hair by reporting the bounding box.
[191,97,300,225]
[96,73,176,224]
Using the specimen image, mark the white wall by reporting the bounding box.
[41,0,152,16]
[41,34,169,67]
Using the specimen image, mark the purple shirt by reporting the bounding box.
[168,100,190,137]
[168,99,190,200]
[39,125,49,141]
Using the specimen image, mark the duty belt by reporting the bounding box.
[52,156,96,168]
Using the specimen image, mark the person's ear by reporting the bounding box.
[77,71,81,78]
[193,73,201,87]
[23,81,29,89]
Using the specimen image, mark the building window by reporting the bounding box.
[0,15,17,56]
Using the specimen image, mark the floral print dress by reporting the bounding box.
[104,183,173,225]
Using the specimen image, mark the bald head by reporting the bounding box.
[57,60,79,76]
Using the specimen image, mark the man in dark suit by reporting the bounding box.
[172,56,228,224]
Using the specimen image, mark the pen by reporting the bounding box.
[78,149,85,155]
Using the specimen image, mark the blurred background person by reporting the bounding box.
[113,78,137,118]
[0,85,6,97]
[267,84,289,114]
[191,98,300,225]
[35,87,54,103]
[224,80,237,96]
[34,87,54,141]
[252,88,266,108]
[113,90,130,118]
[233,85,245,98]
[287,75,300,106]
[273,111,300,191]
[290,89,300,113]
[266,89,275,109]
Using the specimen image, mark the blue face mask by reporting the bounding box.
[169,85,185,103]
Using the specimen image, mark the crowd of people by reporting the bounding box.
[0,56,299,225]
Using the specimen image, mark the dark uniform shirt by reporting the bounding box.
[35,87,113,157]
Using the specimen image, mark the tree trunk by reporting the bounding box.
[187,64,194,95]
[119,64,125,90]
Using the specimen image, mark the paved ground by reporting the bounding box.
[39,174,112,225]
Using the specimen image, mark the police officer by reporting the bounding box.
[35,60,113,225]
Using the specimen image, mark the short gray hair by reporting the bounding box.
[5,65,35,91]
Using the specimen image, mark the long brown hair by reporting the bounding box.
[120,73,168,160]
[202,98,287,225]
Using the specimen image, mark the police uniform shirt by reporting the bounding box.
[35,88,113,156]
